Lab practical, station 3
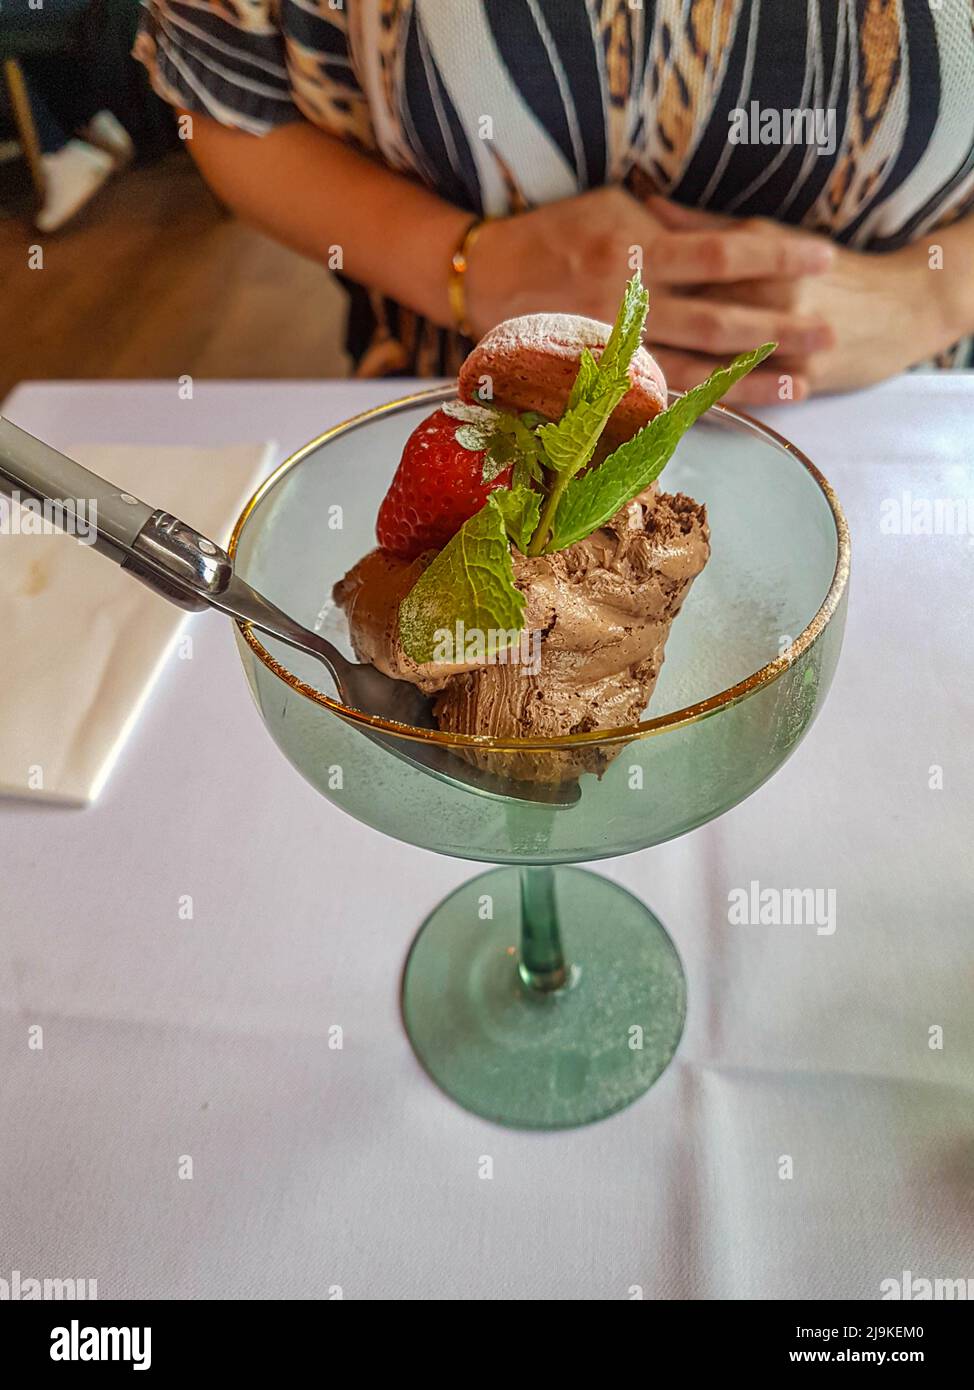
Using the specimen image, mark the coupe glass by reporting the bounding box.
[229,386,850,1129]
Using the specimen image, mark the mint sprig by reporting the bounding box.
[593,272,653,392]
[528,273,649,552]
[537,274,649,475]
[546,342,776,551]
[533,278,648,470]
[492,484,542,554]
[396,270,777,664]
[566,347,599,411]
[399,493,525,666]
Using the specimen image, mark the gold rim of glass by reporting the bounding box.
[229,384,850,752]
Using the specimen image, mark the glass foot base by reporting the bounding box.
[401,867,686,1130]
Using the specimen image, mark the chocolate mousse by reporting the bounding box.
[335,484,709,782]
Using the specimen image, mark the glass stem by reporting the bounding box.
[518,866,568,993]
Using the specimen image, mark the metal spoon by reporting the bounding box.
[0,417,579,807]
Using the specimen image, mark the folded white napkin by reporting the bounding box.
[0,441,276,805]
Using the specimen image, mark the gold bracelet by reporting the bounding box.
[448,217,488,338]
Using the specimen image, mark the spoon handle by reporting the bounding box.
[0,414,154,560]
[0,415,236,611]
[0,417,346,676]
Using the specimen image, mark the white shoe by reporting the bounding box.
[79,110,134,168]
[35,140,114,232]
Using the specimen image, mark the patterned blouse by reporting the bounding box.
[136,0,974,376]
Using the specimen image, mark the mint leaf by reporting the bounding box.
[546,342,776,551]
[535,273,649,480]
[566,347,600,411]
[536,381,623,477]
[492,484,542,553]
[399,494,525,664]
[595,273,650,394]
[512,451,543,489]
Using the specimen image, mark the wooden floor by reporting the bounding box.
[0,151,349,401]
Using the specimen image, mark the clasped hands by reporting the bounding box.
[465,185,961,403]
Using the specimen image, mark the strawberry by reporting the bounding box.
[376,406,513,560]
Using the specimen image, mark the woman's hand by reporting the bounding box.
[645,194,974,398]
[465,186,834,403]
[706,238,968,394]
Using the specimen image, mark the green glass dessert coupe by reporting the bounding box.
[229,385,849,1129]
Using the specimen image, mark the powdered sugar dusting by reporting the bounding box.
[441,399,498,426]
[478,313,613,358]
[472,313,663,387]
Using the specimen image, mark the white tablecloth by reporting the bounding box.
[1,376,971,1301]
